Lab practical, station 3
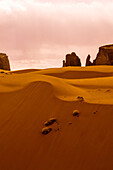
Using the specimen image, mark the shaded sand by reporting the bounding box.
[0,66,113,169]
[11,69,41,74]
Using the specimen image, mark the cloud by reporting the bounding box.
[0,0,113,69]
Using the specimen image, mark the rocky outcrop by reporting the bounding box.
[86,54,93,66]
[63,52,81,67]
[0,53,10,71]
[86,44,113,66]
[94,45,113,65]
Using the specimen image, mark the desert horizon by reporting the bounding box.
[1,0,113,70]
[1,0,113,170]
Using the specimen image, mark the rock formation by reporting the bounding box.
[63,52,81,67]
[86,44,113,66]
[0,53,10,71]
[86,54,93,66]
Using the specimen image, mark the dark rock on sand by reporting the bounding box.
[42,127,52,135]
[44,118,56,126]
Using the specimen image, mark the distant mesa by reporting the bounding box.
[63,44,113,67]
[63,52,81,67]
[1,44,113,71]
[0,53,10,71]
[86,44,113,66]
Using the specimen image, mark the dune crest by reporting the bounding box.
[0,66,113,104]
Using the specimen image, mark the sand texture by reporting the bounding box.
[0,66,113,170]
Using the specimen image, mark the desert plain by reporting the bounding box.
[0,66,113,169]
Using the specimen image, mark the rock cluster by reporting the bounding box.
[0,53,10,71]
[86,44,113,66]
[42,117,57,135]
[63,52,81,67]
[63,44,113,67]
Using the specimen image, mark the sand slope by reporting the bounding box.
[0,66,113,170]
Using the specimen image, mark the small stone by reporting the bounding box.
[77,96,84,101]
[44,118,56,126]
[42,127,52,135]
[55,128,60,131]
[93,111,98,114]
[68,122,72,125]
[106,89,110,92]
[73,110,80,117]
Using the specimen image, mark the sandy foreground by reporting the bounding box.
[0,66,113,170]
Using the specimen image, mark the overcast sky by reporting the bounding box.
[0,0,113,70]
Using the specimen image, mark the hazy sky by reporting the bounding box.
[0,0,113,70]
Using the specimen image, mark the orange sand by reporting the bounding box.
[0,66,113,170]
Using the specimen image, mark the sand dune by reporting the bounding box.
[11,69,41,74]
[44,70,113,79]
[0,66,113,170]
[42,70,113,79]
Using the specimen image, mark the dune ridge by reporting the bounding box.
[1,66,113,104]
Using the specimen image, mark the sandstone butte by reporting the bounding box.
[63,52,81,67]
[86,44,113,66]
[0,53,10,71]
[63,44,113,67]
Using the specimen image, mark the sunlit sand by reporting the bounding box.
[0,66,113,170]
